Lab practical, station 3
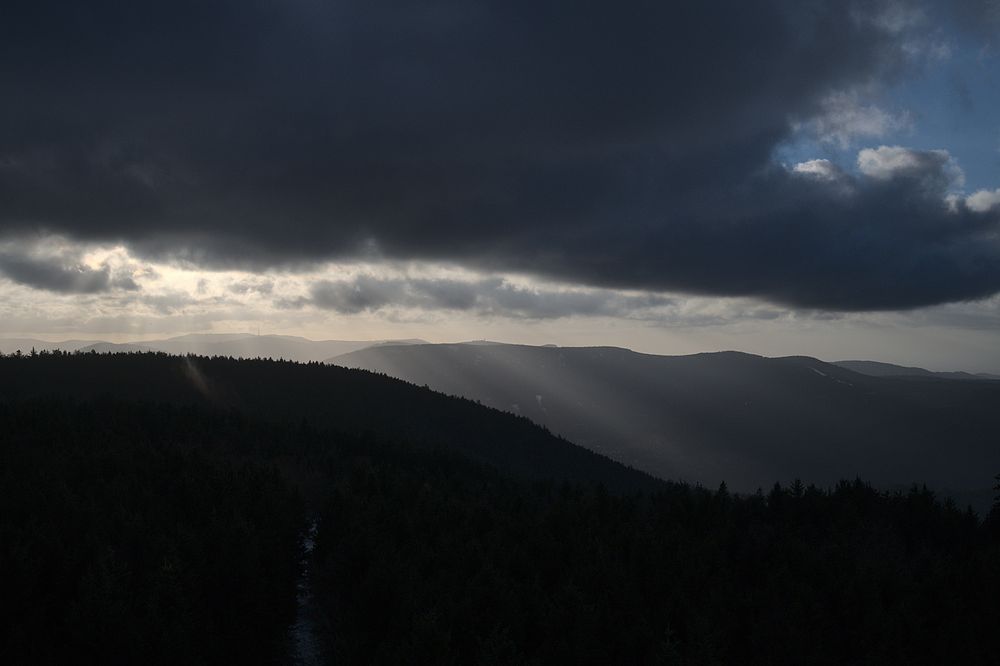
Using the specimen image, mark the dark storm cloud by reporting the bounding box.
[301,275,673,319]
[0,250,137,294]
[948,0,1000,39]
[1,0,998,310]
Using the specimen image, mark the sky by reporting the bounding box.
[1,0,999,372]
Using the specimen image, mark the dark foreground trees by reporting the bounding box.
[0,401,303,665]
[1,353,999,664]
[313,455,1000,665]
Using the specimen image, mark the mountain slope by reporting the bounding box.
[77,342,154,353]
[0,338,99,354]
[137,334,428,363]
[0,352,657,493]
[0,334,428,363]
[834,359,1000,381]
[330,343,1000,500]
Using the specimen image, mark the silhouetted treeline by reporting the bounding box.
[3,353,1000,664]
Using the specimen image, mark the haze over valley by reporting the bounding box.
[5,333,997,510]
[331,341,1000,507]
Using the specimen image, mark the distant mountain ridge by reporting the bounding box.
[330,342,1000,510]
[0,338,102,353]
[4,336,999,508]
[0,334,427,363]
[5,335,995,379]
[833,359,1000,381]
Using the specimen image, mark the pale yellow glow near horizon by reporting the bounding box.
[0,238,998,373]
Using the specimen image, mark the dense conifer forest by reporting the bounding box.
[2,352,999,664]
[0,400,303,664]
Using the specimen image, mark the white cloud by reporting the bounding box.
[792,159,842,181]
[857,146,926,178]
[965,188,1000,213]
[856,145,963,188]
[809,92,912,148]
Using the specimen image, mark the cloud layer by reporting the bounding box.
[299,275,674,320]
[0,240,139,294]
[0,0,998,310]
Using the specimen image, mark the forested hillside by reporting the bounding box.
[3,353,1000,664]
[316,463,1000,665]
[0,400,304,664]
[0,350,657,493]
[331,343,1000,507]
